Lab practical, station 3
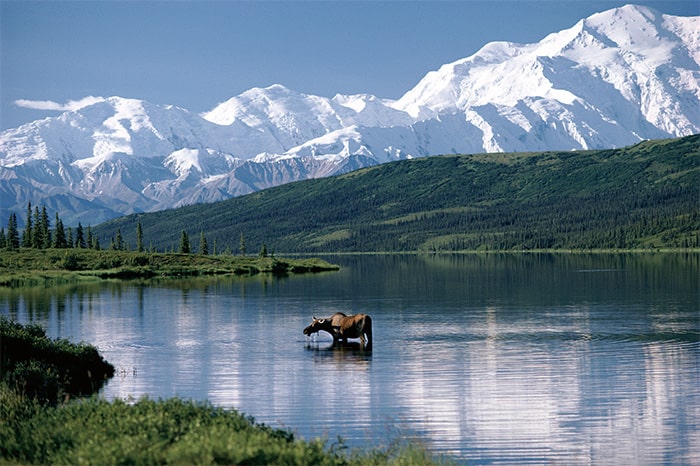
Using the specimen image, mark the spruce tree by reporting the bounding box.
[179,230,191,254]
[7,213,20,250]
[75,222,86,248]
[0,228,5,249]
[86,225,93,250]
[39,206,51,248]
[22,202,32,248]
[32,206,42,248]
[115,229,124,251]
[239,233,246,256]
[53,214,67,248]
[199,231,208,255]
[136,222,144,252]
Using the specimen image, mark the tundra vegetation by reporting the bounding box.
[0,248,339,287]
[0,317,451,465]
[90,135,699,253]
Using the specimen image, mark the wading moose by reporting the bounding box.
[303,312,372,349]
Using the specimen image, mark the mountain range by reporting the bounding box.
[1,4,698,226]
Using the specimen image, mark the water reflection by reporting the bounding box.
[1,253,698,465]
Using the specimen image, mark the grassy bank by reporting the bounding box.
[0,387,449,466]
[0,249,340,287]
[0,318,450,465]
[0,316,114,405]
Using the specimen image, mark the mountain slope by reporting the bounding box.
[1,5,698,225]
[92,135,700,253]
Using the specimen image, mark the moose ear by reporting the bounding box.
[318,319,325,323]
[312,316,318,320]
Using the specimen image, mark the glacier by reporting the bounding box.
[1,4,698,225]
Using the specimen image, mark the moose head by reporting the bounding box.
[303,316,334,336]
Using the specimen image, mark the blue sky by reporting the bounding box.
[1,0,697,130]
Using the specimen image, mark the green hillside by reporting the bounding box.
[93,135,700,253]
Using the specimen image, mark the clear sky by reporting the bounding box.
[1,0,697,130]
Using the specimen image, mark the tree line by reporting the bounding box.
[0,203,97,251]
[1,202,269,257]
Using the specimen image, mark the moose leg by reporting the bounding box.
[363,316,372,349]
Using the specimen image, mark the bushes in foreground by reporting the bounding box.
[0,392,323,465]
[0,316,115,404]
[0,390,450,465]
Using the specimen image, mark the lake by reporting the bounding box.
[2,253,698,465]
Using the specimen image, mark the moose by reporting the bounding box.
[303,312,372,349]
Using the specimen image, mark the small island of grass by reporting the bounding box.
[0,249,339,288]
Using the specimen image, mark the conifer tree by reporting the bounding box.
[7,213,20,250]
[66,228,73,248]
[86,225,93,250]
[53,213,67,248]
[39,206,51,248]
[179,230,191,254]
[0,228,5,249]
[22,202,32,248]
[199,230,208,255]
[75,222,86,248]
[239,233,246,256]
[115,229,124,251]
[32,206,42,248]
[136,222,144,252]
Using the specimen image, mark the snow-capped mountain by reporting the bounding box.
[1,5,698,225]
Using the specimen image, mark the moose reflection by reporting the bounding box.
[303,312,372,349]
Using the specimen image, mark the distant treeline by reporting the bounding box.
[91,135,700,253]
[1,202,112,251]
[1,202,262,256]
[1,203,91,251]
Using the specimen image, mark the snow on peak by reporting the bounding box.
[164,148,202,176]
[0,5,697,225]
[394,4,698,133]
[203,84,312,126]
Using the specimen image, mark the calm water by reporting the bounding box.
[2,253,699,465]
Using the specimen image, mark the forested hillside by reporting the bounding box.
[93,135,699,253]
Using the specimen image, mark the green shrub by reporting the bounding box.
[0,316,114,404]
[0,391,453,465]
[62,251,80,270]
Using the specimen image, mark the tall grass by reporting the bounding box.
[0,389,453,465]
